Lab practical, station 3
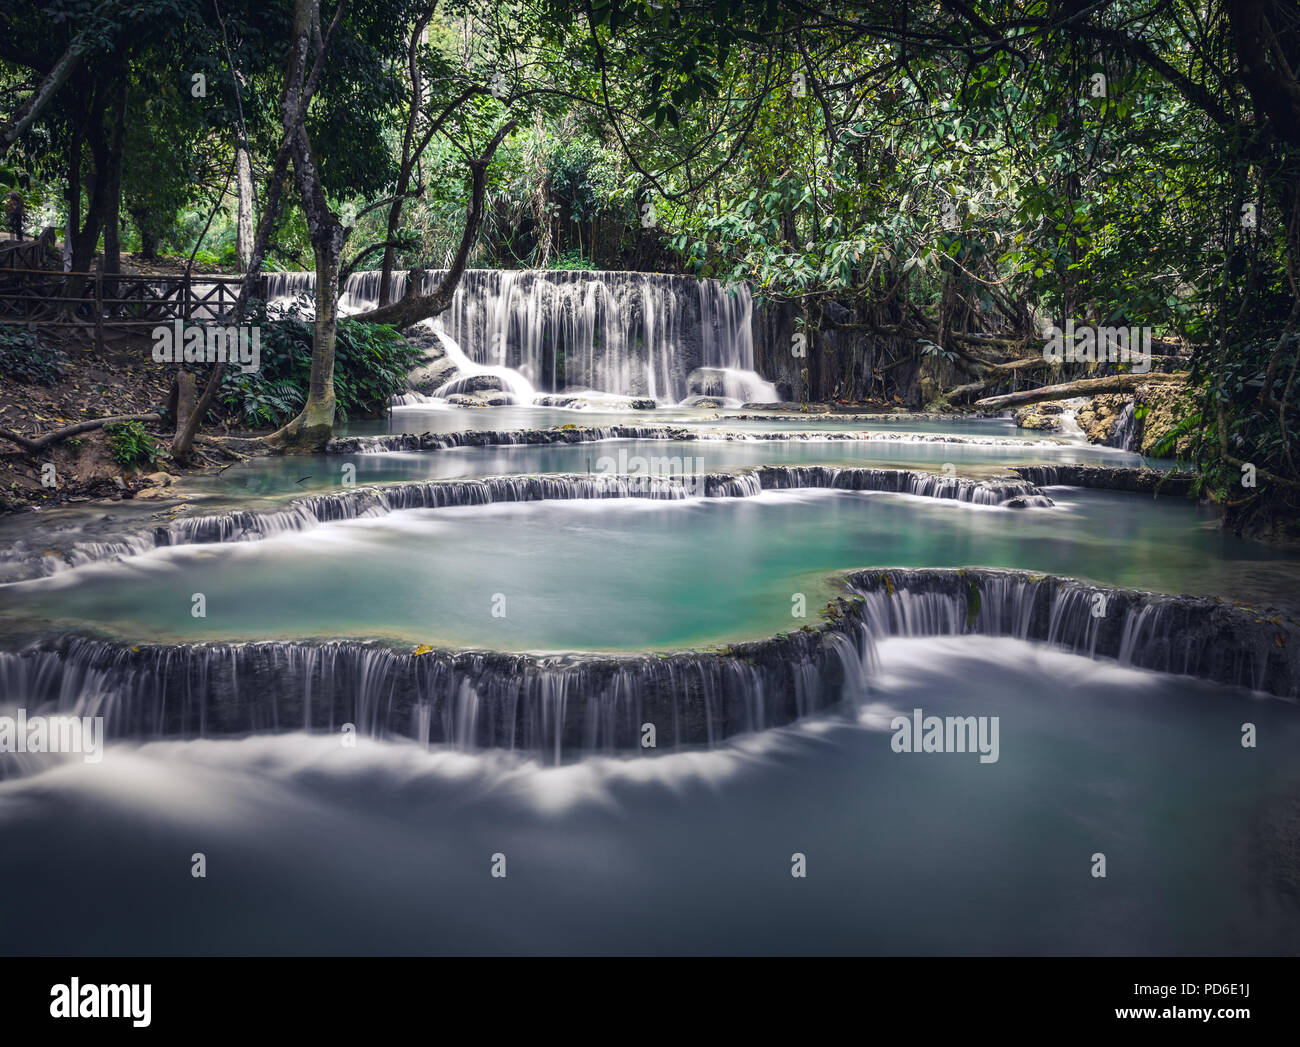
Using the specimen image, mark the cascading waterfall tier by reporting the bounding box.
[329,426,688,453]
[847,567,1300,698]
[265,268,773,402]
[1012,465,1196,496]
[5,468,1053,580]
[332,425,1067,455]
[699,467,1053,505]
[0,620,879,761]
[4,568,1296,766]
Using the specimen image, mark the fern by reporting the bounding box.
[1149,411,1201,459]
[104,421,158,468]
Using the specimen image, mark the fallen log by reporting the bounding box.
[945,381,987,404]
[981,356,1054,373]
[0,413,162,453]
[973,373,1187,411]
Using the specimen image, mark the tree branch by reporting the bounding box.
[1,413,161,453]
[351,119,517,328]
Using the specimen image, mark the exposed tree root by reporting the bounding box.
[0,413,162,453]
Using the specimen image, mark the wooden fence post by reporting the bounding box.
[93,260,104,353]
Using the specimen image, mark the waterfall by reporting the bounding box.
[328,425,687,454]
[264,268,776,403]
[4,565,1296,765]
[334,425,1066,454]
[702,466,1053,505]
[420,323,537,401]
[1108,402,1138,450]
[847,567,1300,698]
[7,468,1054,579]
[684,367,779,404]
[0,619,879,762]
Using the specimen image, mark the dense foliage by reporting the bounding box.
[216,301,420,426]
[0,326,68,385]
[104,420,159,468]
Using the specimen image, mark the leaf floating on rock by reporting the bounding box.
[413,644,433,656]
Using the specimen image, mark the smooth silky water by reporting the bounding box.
[1,636,1296,955]
[0,422,1164,579]
[193,434,1156,500]
[0,375,1293,955]
[4,487,1295,649]
[352,402,1082,437]
[3,262,1293,957]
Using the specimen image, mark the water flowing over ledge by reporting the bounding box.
[266,268,772,403]
[2,569,1295,765]
[0,623,878,761]
[702,467,1051,505]
[5,468,1053,579]
[846,567,1300,698]
[1012,465,1195,495]
[329,425,1069,455]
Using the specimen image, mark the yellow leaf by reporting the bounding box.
[413,644,433,656]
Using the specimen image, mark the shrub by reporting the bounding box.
[217,298,421,427]
[332,319,423,418]
[548,250,598,271]
[220,373,306,427]
[104,421,158,468]
[0,326,69,385]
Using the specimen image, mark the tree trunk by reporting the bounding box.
[169,140,293,460]
[236,136,255,271]
[70,80,110,277]
[377,194,404,306]
[354,120,516,329]
[973,372,1187,411]
[63,137,79,272]
[379,7,436,307]
[101,72,128,276]
[136,214,159,260]
[273,232,342,449]
[946,381,987,404]
[1228,0,1300,149]
[168,370,197,436]
[267,0,346,451]
[171,0,328,461]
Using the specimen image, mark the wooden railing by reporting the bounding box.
[0,267,268,328]
[0,227,58,271]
